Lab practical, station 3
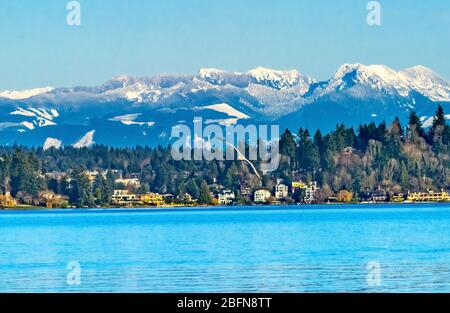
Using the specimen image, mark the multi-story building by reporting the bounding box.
[38,191,68,209]
[240,185,253,197]
[292,181,319,203]
[111,190,138,205]
[291,181,307,193]
[305,181,319,203]
[275,184,288,199]
[180,193,193,203]
[371,191,387,203]
[407,190,450,202]
[218,190,235,205]
[254,189,271,203]
[140,193,165,206]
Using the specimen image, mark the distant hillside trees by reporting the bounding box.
[0,104,449,206]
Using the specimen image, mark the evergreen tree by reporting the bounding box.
[430,105,447,145]
[198,180,212,204]
[105,170,116,197]
[93,173,109,205]
[70,169,95,207]
[400,161,409,190]
[408,111,425,139]
[280,129,297,162]
[433,105,446,129]
[186,179,200,199]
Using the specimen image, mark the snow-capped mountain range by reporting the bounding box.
[0,64,449,147]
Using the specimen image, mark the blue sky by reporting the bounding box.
[0,0,449,89]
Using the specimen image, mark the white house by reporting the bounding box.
[111,190,138,205]
[305,181,319,203]
[254,189,271,203]
[218,190,235,205]
[115,178,141,188]
[275,184,288,199]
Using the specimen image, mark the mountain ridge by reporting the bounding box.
[0,64,449,147]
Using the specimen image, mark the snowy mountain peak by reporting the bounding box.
[334,63,398,84]
[400,65,447,83]
[399,65,450,101]
[248,66,311,90]
[199,68,229,78]
[0,87,54,100]
[320,63,450,101]
[108,74,138,87]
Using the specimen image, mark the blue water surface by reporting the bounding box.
[1,204,450,292]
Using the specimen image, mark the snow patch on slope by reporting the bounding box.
[10,107,59,131]
[43,138,62,150]
[203,103,250,126]
[21,121,35,130]
[109,113,155,126]
[421,114,450,128]
[74,130,95,148]
[204,103,250,119]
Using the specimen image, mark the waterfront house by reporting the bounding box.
[38,191,68,208]
[218,190,235,205]
[391,193,405,203]
[291,181,307,193]
[111,190,138,205]
[240,185,253,197]
[275,183,289,199]
[407,190,450,202]
[140,193,165,206]
[180,193,193,203]
[0,192,16,208]
[371,191,388,203]
[305,181,319,203]
[254,189,271,203]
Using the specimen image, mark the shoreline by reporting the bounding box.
[2,201,450,213]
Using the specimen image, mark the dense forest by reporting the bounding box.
[1,104,450,206]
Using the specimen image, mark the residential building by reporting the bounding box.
[291,180,319,203]
[305,181,319,203]
[218,190,235,205]
[371,191,387,203]
[275,183,288,199]
[0,192,16,208]
[291,181,307,193]
[254,189,271,203]
[85,170,102,182]
[38,191,68,209]
[407,190,450,202]
[44,171,66,181]
[240,185,253,197]
[115,178,141,188]
[140,193,165,206]
[391,194,405,203]
[111,190,138,205]
[180,193,193,203]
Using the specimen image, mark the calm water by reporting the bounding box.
[1,204,450,292]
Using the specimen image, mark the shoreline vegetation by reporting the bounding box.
[2,201,450,212]
[2,105,450,211]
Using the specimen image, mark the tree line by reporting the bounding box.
[0,104,449,206]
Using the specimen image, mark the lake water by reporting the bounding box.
[1,204,450,292]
